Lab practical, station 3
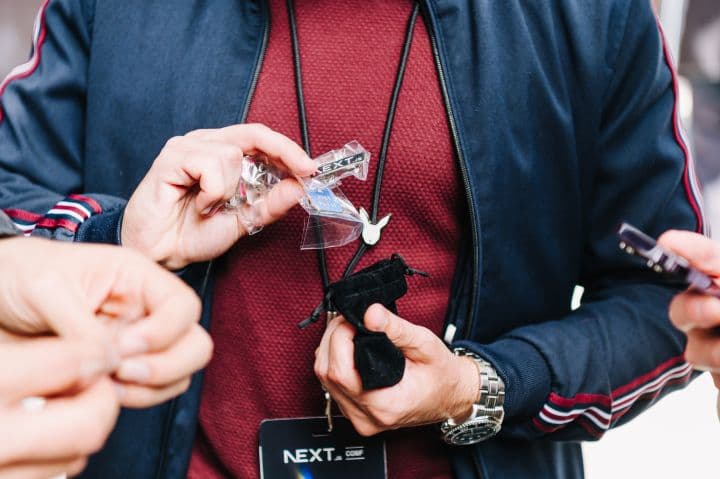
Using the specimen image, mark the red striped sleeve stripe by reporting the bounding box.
[3,196,103,236]
[655,16,707,235]
[36,216,81,233]
[533,356,693,436]
[3,209,42,223]
[68,194,102,214]
[0,0,51,124]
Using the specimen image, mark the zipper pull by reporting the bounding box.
[298,300,324,329]
[392,253,430,277]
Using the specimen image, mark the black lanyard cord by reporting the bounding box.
[287,0,331,290]
[288,0,420,306]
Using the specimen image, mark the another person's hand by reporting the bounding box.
[314,304,479,436]
[658,230,720,388]
[122,124,315,269]
[0,333,120,479]
[0,238,212,408]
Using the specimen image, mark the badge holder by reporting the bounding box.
[259,417,387,479]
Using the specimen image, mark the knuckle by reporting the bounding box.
[701,299,720,324]
[246,122,269,133]
[76,421,110,455]
[684,346,699,366]
[691,298,713,328]
[710,346,720,369]
[186,290,203,323]
[178,378,192,395]
[164,136,184,149]
[224,145,244,162]
[372,409,398,429]
[326,365,344,386]
[198,329,214,366]
[67,457,89,476]
[313,361,326,382]
[186,129,210,138]
[352,420,379,437]
[669,295,685,325]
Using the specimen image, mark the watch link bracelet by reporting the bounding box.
[441,347,505,446]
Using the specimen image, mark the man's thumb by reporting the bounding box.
[364,304,426,356]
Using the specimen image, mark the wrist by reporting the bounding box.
[446,354,481,423]
[120,210,180,268]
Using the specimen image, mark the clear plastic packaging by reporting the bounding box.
[224,141,371,247]
[298,142,370,250]
[224,153,282,235]
[305,140,370,189]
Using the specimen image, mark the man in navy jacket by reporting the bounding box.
[0,0,707,478]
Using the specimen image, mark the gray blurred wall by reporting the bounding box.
[1,1,44,77]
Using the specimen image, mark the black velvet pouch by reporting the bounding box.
[326,254,424,390]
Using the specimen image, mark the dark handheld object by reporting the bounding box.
[617,222,720,297]
[300,254,427,390]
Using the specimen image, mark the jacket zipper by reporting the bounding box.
[240,2,270,123]
[155,5,270,479]
[199,1,270,300]
[420,1,479,340]
[420,3,484,479]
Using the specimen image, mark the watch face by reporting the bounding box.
[444,420,501,446]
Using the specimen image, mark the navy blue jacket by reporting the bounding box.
[0,1,706,477]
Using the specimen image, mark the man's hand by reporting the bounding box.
[0,335,120,479]
[122,124,315,269]
[658,230,720,388]
[314,304,479,436]
[0,238,212,408]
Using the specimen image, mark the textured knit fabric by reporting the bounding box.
[188,0,463,478]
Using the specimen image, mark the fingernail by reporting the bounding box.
[118,334,149,356]
[678,322,693,333]
[21,396,47,412]
[117,359,152,382]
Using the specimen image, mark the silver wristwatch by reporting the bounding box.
[440,347,505,446]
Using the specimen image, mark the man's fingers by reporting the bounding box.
[364,304,432,358]
[117,377,192,409]
[326,322,363,396]
[712,373,720,389]
[0,338,116,405]
[669,290,720,332]
[154,137,243,212]
[115,264,201,356]
[684,328,720,372]
[252,178,305,227]
[0,457,87,479]
[322,382,383,437]
[115,325,212,387]
[658,230,720,276]
[20,270,110,343]
[0,378,119,464]
[313,316,345,383]
[192,124,315,177]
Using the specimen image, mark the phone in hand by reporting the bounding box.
[616,222,720,298]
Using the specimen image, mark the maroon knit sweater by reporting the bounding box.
[188,1,464,477]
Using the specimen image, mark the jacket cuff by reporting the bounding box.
[0,211,21,238]
[454,337,551,422]
[75,206,124,245]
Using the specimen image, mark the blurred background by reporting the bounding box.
[1,1,718,477]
